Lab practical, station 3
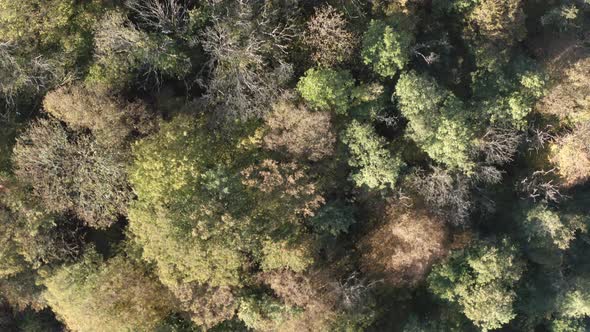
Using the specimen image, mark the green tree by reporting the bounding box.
[296,68,355,114]
[550,318,588,332]
[428,239,524,331]
[558,277,590,319]
[341,120,403,191]
[521,203,586,252]
[43,251,175,332]
[472,60,545,129]
[361,19,414,78]
[0,0,103,61]
[395,71,475,171]
[129,115,320,290]
[237,294,296,331]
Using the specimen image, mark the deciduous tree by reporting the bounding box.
[361,19,414,77]
[428,239,524,330]
[13,119,130,228]
[304,5,357,67]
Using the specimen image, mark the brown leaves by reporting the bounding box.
[304,5,357,67]
[359,205,449,288]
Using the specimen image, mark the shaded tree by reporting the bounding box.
[464,0,527,68]
[201,1,297,120]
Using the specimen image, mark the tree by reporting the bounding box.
[263,97,336,161]
[310,200,356,237]
[537,57,590,124]
[550,122,590,187]
[88,10,191,90]
[304,5,357,67]
[428,239,524,330]
[237,294,296,331]
[550,318,588,332]
[296,67,355,114]
[395,71,475,171]
[129,115,320,290]
[341,120,403,191]
[0,43,63,108]
[13,118,130,229]
[557,277,590,319]
[472,60,546,129]
[169,283,237,329]
[361,19,414,78]
[43,84,156,147]
[43,251,175,332]
[464,0,526,68]
[201,1,297,120]
[359,204,449,287]
[521,203,586,252]
[259,270,378,331]
[0,0,102,63]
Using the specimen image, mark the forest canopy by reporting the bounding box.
[0,0,589,331]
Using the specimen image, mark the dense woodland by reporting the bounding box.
[0,0,589,331]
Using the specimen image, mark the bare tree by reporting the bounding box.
[331,272,380,311]
[0,42,67,115]
[478,126,522,164]
[526,124,556,152]
[411,36,451,66]
[125,0,189,35]
[200,1,297,120]
[517,168,565,203]
[410,167,473,225]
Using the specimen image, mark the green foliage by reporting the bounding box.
[550,318,588,332]
[521,203,587,252]
[129,115,318,288]
[128,115,249,287]
[428,239,524,330]
[296,68,355,114]
[558,278,590,319]
[43,251,174,332]
[237,294,296,331]
[464,0,526,69]
[0,0,103,59]
[395,71,475,171]
[361,19,414,78]
[342,120,403,190]
[261,240,315,273]
[473,60,546,129]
